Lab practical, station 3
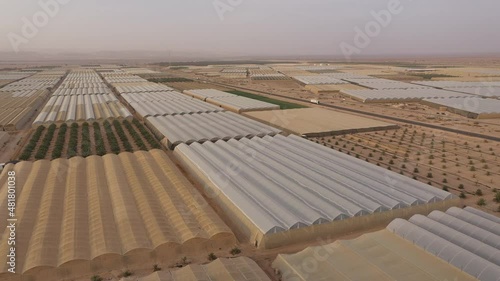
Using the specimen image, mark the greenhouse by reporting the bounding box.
[174,134,458,248]
[0,150,235,281]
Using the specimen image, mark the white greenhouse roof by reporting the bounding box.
[115,83,174,93]
[422,97,500,115]
[412,81,500,88]
[344,78,430,90]
[174,134,455,235]
[387,207,500,281]
[341,88,471,102]
[446,87,500,97]
[130,99,225,118]
[292,75,348,85]
[121,91,190,103]
[33,94,132,125]
[147,111,281,148]
[183,89,235,100]
[206,96,280,113]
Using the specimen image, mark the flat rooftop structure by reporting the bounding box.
[146,111,281,149]
[340,88,471,103]
[0,150,235,281]
[292,75,348,85]
[387,207,500,281]
[137,257,271,281]
[422,97,500,119]
[174,134,459,249]
[244,108,398,137]
[273,214,486,280]
[344,78,430,90]
[183,89,235,101]
[205,96,280,113]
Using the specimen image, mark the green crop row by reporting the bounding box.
[103,121,120,154]
[34,124,57,160]
[81,122,91,157]
[123,120,147,151]
[19,126,46,160]
[132,119,161,149]
[67,123,79,158]
[51,124,68,159]
[93,122,107,156]
[112,120,133,152]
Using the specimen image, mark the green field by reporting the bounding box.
[226,90,307,110]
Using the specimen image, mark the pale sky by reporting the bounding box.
[1,0,499,58]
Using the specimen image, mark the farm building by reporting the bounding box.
[137,257,270,281]
[121,91,190,102]
[444,87,500,98]
[0,72,34,81]
[297,65,340,73]
[422,97,500,119]
[32,94,132,126]
[322,73,375,80]
[174,134,459,249]
[101,73,148,84]
[130,99,225,118]
[146,111,281,149]
[0,71,66,131]
[205,96,280,113]
[292,75,348,85]
[250,69,289,80]
[183,89,279,113]
[305,83,367,95]
[250,73,289,80]
[114,83,174,94]
[244,108,398,137]
[0,150,235,281]
[122,67,159,74]
[412,81,500,88]
[0,90,51,131]
[387,207,500,281]
[411,81,500,98]
[344,78,430,90]
[340,88,471,103]
[273,207,497,281]
[183,89,235,100]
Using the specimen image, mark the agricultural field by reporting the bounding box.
[147,77,193,83]
[310,125,500,213]
[166,81,231,91]
[226,90,306,109]
[17,118,161,160]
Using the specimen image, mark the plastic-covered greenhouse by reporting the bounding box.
[174,134,459,248]
[0,150,235,281]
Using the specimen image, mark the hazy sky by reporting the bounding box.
[1,0,499,58]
